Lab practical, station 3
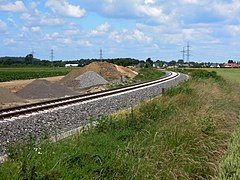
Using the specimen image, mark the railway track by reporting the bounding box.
[0,72,179,120]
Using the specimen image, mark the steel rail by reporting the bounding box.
[0,72,179,120]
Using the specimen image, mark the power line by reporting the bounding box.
[100,48,103,61]
[186,42,191,64]
[51,49,54,61]
[180,47,185,61]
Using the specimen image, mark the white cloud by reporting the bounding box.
[4,38,16,45]
[43,32,60,40]
[109,29,152,43]
[21,26,29,32]
[57,38,72,44]
[182,0,201,4]
[144,0,156,5]
[213,1,240,19]
[0,1,27,12]
[77,40,93,47]
[64,29,79,35]
[31,26,40,32]
[21,13,35,21]
[40,18,64,26]
[45,0,86,18]
[0,19,7,31]
[128,29,152,43]
[90,22,110,36]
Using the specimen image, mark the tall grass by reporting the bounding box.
[217,113,240,179]
[0,71,240,179]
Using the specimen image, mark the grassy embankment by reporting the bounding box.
[0,70,240,179]
[210,68,240,179]
[0,67,78,82]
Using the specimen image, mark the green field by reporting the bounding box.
[0,67,78,82]
[204,68,240,84]
[1,70,240,179]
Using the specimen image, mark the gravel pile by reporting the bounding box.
[0,73,188,156]
[75,71,108,89]
[16,79,78,99]
[0,88,25,104]
[61,61,137,87]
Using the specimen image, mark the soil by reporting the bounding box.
[0,76,64,92]
[61,61,137,87]
[16,79,79,99]
[0,88,26,104]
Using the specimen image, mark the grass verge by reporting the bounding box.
[217,113,240,179]
[0,70,239,179]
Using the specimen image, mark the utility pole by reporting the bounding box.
[180,47,185,61]
[51,49,54,61]
[51,49,54,67]
[100,48,103,61]
[186,42,191,65]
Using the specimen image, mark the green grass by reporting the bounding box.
[217,114,240,179]
[1,72,240,179]
[0,67,78,82]
[203,68,240,84]
[107,68,165,89]
[134,68,165,81]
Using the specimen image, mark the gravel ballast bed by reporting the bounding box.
[0,73,187,156]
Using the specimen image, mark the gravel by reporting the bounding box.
[0,88,25,104]
[0,73,188,156]
[75,71,108,89]
[16,79,79,99]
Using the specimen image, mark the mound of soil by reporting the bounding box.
[115,65,138,78]
[0,88,25,104]
[61,61,137,87]
[16,79,78,99]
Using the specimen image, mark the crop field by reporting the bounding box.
[0,67,79,82]
[204,68,240,84]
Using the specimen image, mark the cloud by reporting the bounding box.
[213,1,240,21]
[43,32,60,40]
[4,38,16,45]
[109,29,152,43]
[0,19,7,31]
[39,17,64,26]
[90,22,110,36]
[31,26,40,32]
[45,0,86,18]
[77,40,93,47]
[0,1,27,12]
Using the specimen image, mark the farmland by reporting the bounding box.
[0,67,78,82]
[204,68,240,84]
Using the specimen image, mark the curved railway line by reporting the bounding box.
[0,72,179,120]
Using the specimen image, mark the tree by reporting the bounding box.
[228,60,234,63]
[168,60,176,66]
[177,59,184,64]
[145,58,153,68]
[25,54,33,64]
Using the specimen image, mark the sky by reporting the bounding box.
[0,0,240,62]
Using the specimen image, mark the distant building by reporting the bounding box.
[210,63,220,68]
[65,64,79,67]
[223,63,239,68]
[153,62,160,68]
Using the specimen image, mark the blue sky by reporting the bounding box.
[0,0,240,62]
